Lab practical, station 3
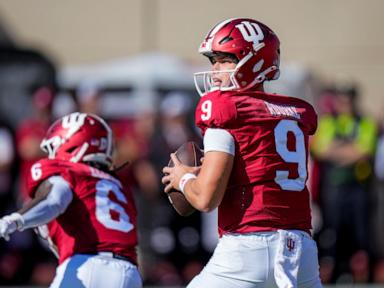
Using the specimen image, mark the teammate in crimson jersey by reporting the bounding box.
[162,18,322,287]
[0,112,142,288]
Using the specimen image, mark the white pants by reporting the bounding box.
[50,253,142,288]
[187,230,322,288]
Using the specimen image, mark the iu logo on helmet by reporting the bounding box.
[235,21,265,51]
[62,112,87,139]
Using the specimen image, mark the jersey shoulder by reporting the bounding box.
[195,90,237,131]
[261,92,318,135]
[27,158,122,198]
[27,159,73,198]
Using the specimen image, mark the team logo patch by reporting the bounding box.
[286,237,295,252]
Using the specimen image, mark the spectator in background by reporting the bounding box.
[0,116,15,211]
[77,81,102,115]
[375,127,384,181]
[143,91,205,286]
[150,91,200,171]
[107,101,160,284]
[372,107,384,282]
[311,83,378,283]
[16,86,54,200]
[158,92,196,152]
[374,108,384,181]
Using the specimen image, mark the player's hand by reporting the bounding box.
[162,153,200,193]
[0,214,20,241]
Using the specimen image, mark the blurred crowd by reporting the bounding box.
[310,84,383,284]
[1,51,384,287]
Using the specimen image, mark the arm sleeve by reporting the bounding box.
[22,176,73,229]
[204,128,235,156]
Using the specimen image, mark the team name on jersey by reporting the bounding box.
[264,101,301,119]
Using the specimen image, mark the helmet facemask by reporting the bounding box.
[194,68,237,96]
[194,52,240,96]
[40,135,64,159]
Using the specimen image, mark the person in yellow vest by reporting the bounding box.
[311,83,378,283]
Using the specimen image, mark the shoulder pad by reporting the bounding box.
[195,91,237,132]
[27,159,67,198]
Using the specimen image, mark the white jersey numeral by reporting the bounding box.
[201,100,212,121]
[31,163,42,180]
[274,120,307,191]
[95,179,133,232]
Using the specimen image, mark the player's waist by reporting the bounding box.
[84,251,137,265]
[224,229,312,240]
[218,211,312,236]
[220,226,312,237]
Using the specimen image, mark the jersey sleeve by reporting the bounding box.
[195,91,237,134]
[204,128,235,155]
[295,100,317,136]
[27,159,73,198]
[305,103,318,135]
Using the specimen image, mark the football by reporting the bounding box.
[167,141,203,216]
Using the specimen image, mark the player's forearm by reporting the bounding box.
[20,196,66,229]
[19,176,73,230]
[184,177,225,212]
[184,151,233,212]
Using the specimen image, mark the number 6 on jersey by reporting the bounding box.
[95,179,134,232]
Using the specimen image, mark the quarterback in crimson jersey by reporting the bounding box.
[162,18,322,288]
[195,90,317,236]
[0,113,142,288]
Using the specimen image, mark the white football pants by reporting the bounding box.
[50,253,142,288]
[187,230,322,288]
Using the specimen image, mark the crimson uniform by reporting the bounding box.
[27,158,138,265]
[195,90,317,236]
[183,17,321,288]
[0,112,142,288]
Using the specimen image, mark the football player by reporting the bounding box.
[0,112,142,288]
[162,18,322,287]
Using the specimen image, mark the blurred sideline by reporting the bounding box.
[0,286,384,288]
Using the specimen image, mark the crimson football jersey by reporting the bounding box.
[27,159,138,264]
[195,90,317,236]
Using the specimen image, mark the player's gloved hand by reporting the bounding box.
[0,213,24,241]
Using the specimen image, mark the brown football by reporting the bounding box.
[167,141,203,216]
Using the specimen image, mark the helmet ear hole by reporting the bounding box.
[219,36,233,45]
[66,147,77,153]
